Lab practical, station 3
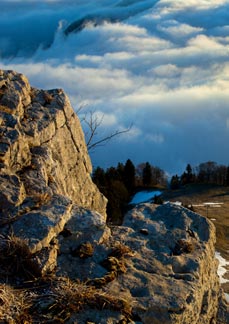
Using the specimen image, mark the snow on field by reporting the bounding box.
[193,202,224,208]
[215,251,229,302]
[225,293,229,303]
[215,252,229,284]
[130,190,161,204]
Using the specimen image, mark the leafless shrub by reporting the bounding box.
[172,239,194,256]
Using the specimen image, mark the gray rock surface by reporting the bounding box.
[60,202,222,324]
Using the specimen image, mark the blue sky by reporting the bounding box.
[1,0,229,174]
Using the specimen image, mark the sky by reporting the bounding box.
[1,0,229,174]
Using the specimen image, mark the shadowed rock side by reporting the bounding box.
[0,70,228,323]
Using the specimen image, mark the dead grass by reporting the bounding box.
[43,278,132,323]
[0,276,131,324]
[172,239,195,255]
[0,284,32,323]
[108,242,133,259]
[0,234,34,279]
[0,237,133,323]
[0,275,133,323]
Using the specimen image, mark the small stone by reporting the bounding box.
[140,228,149,235]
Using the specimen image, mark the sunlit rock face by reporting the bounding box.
[59,202,224,324]
[0,69,107,220]
[0,69,107,272]
[104,203,220,324]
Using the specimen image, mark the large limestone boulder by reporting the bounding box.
[61,203,221,324]
[0,69,107,219]
[0,69,108,277]
[110,203,220,324]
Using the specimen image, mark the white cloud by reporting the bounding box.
[158,20,204,38]
[157,0,228,13]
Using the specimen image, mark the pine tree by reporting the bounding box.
[92,167,106,189]
[123,159,135,193]
[142,162,152,187]
[186,163,193,183]
[170,175,180,190]
[226,166,229,186]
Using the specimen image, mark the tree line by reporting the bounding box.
[93,160,229,223]
[170,161,229,189]
[92,159,167,224]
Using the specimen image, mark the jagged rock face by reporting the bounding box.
[113,203,220,324]
[0,70,107,220]
[60,203,221,324]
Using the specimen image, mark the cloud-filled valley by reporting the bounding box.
[1,0,229,174]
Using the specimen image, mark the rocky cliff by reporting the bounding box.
[0,70,228,324]
[0,70,107,218]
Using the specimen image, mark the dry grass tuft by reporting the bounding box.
[109,243,133,259]
[51,278,131,321]
[0,284,32,323]
[0,240,134,322]
[172,239,195,256]
[26,277,132,323]
[0,276,132,323]
[0,234,35,279]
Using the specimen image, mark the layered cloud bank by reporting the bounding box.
[1,0,229,173]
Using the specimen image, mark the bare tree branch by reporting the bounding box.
[76,104,132,151]
[87,124,133,151]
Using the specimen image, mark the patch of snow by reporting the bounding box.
[215,251,229,284]
[130,190,161,204]
[164,201,182,206]
[225,293,229,303]
[203,202,224,205]
[172,201,182,206]
[215,252,229,302]
[192,202,224,208]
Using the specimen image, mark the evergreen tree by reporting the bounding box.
[92,167,106,190]
[170,175,180,190]
[181,164,193,185]
[226,166,229,186]
[106,180,129,224]
[142,162,152,187]
[123,159,136,193]
[186,163,193,183]
[116,162,125,182]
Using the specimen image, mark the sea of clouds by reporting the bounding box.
[1,0,229,174]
